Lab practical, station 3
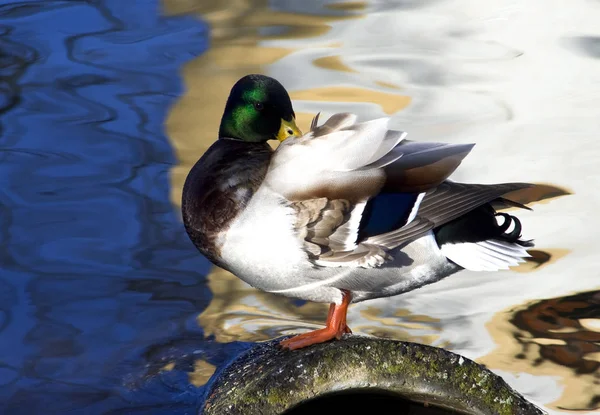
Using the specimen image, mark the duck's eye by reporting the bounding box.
[254,102,264,111]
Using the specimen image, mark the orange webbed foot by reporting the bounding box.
[280,291,352,351]
[279,327,340,350]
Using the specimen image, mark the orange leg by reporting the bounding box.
[325,302,351,334]
[280,291,352,350]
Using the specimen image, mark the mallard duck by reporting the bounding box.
[182,74,534,350]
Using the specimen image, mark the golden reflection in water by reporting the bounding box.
[512,248,570,273]
[160,362,175,372]
[480,291,600,411]
[313,55,356,73]
[290,87,411,115]
[189,359,217,387]
[325,1,367,12]
[374,80,402,90]
[357,307,444,347]
[503,183,572,208]
[151,357,216,388]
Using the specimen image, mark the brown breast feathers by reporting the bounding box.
[181,139,272,265]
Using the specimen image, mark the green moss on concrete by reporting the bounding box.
[203,336,546,415]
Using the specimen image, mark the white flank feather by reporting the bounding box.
[406,192,426,225]
[440,239,531,272]
[329,201,367,251]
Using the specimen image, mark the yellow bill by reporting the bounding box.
[276,118,302,142]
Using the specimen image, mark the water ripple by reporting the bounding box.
[0,1,221,414]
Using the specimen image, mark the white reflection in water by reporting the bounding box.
[265,1,600,413]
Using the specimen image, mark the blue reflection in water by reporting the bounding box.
[0,2,245,414]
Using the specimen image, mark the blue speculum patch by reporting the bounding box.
[359,192,419,240]
[0,2,245,413]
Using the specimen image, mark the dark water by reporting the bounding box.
[0,2,249,413]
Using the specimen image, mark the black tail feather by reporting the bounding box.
[435,203,533,248]
[495,212,534,247]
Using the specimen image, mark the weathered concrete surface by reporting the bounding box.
[202,335,545,415]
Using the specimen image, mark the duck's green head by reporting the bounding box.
[219,74,302,143]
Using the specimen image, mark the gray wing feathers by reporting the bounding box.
[388,140,476,171]
[361,130,407,168]
[357,137,471,172]
[367,219,433,248]
[366,181,534,249]
[418,182,533,222]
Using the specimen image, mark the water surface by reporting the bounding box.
[167,0,600,413]
[0,0,598,414]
